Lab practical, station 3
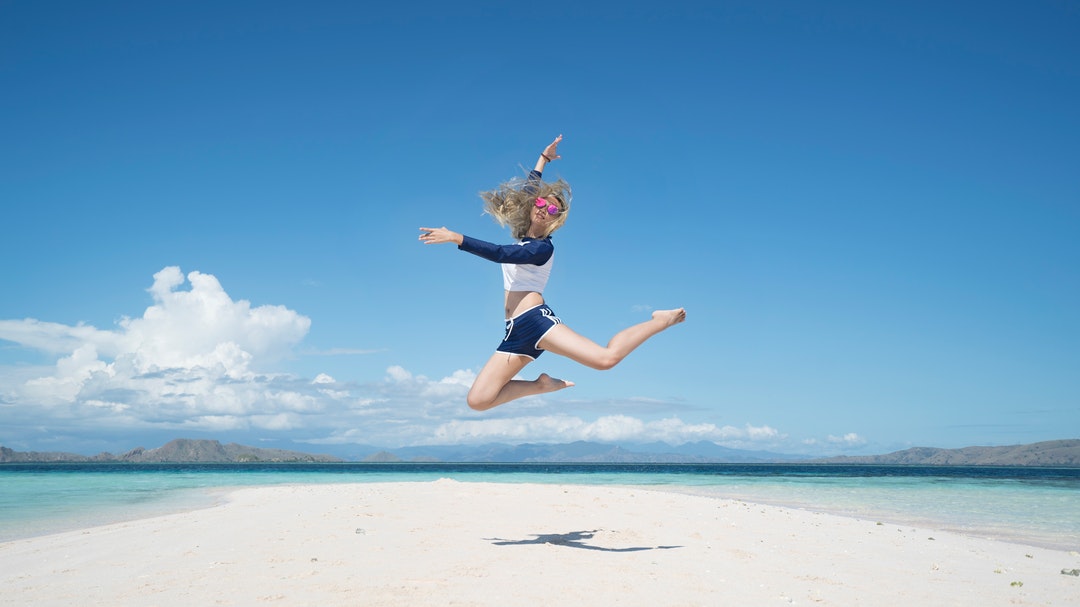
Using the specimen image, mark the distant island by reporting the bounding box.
[1,438,1078,466]
[0,438,342,464]
[811,439,1080,467]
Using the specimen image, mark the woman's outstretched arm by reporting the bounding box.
[419,228,553,265]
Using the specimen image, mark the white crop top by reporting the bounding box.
[458,235,555,293]
[502,245,554,292]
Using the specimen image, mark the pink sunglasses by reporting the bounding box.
[535,197,561,215]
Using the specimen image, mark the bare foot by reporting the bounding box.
[653,308,687,328]
[536,373,574,393]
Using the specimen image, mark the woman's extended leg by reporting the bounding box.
[539,308,686,370]
[467,352,575,411]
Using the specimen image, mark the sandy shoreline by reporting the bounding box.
[2,480,1077,606]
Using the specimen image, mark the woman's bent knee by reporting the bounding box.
[467,391,495,411]
[590,353,622,371]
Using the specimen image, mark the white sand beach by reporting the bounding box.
[2,480,1077,606]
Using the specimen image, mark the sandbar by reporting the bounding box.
[2,480,1078,606]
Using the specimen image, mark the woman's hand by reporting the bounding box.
[535,133,563,172]
[542,134,563,162]
[419,226,463,245]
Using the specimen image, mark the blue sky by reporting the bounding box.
[1,1,1077,457]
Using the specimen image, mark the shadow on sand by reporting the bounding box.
[486,529,682,552]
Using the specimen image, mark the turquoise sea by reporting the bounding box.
[1,463,1077,551]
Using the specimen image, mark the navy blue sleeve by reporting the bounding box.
[523,169,542,195]
[458,235,554,265]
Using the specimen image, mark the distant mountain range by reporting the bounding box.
[812,439,1080,467]
[364,440,806,464]
[1,438,1077,466]
[0,439,800,464]
[0,438,342,464]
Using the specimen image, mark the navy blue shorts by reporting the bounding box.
[497,304,562,360]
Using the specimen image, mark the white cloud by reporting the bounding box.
[0,319,125,358]
[747,424,781,440]
[827,432,867,447]
[0,267,311,418]
[421,415,784,447]
[1,266,308,382]
[385,365,413,382]
[22,344,109,403]
[117,267,310,376]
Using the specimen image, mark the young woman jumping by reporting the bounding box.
[419,134,686,411]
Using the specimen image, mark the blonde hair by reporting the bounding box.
[479,175,572,239]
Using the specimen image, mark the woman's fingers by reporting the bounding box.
[419,227,448,243]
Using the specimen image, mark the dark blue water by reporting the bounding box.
[6,461,1078,480]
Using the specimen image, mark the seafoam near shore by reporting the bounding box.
[2,480,1078,606]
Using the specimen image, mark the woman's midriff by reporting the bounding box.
[505,291,545,319]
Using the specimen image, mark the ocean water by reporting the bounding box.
[1,463,1077,550]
